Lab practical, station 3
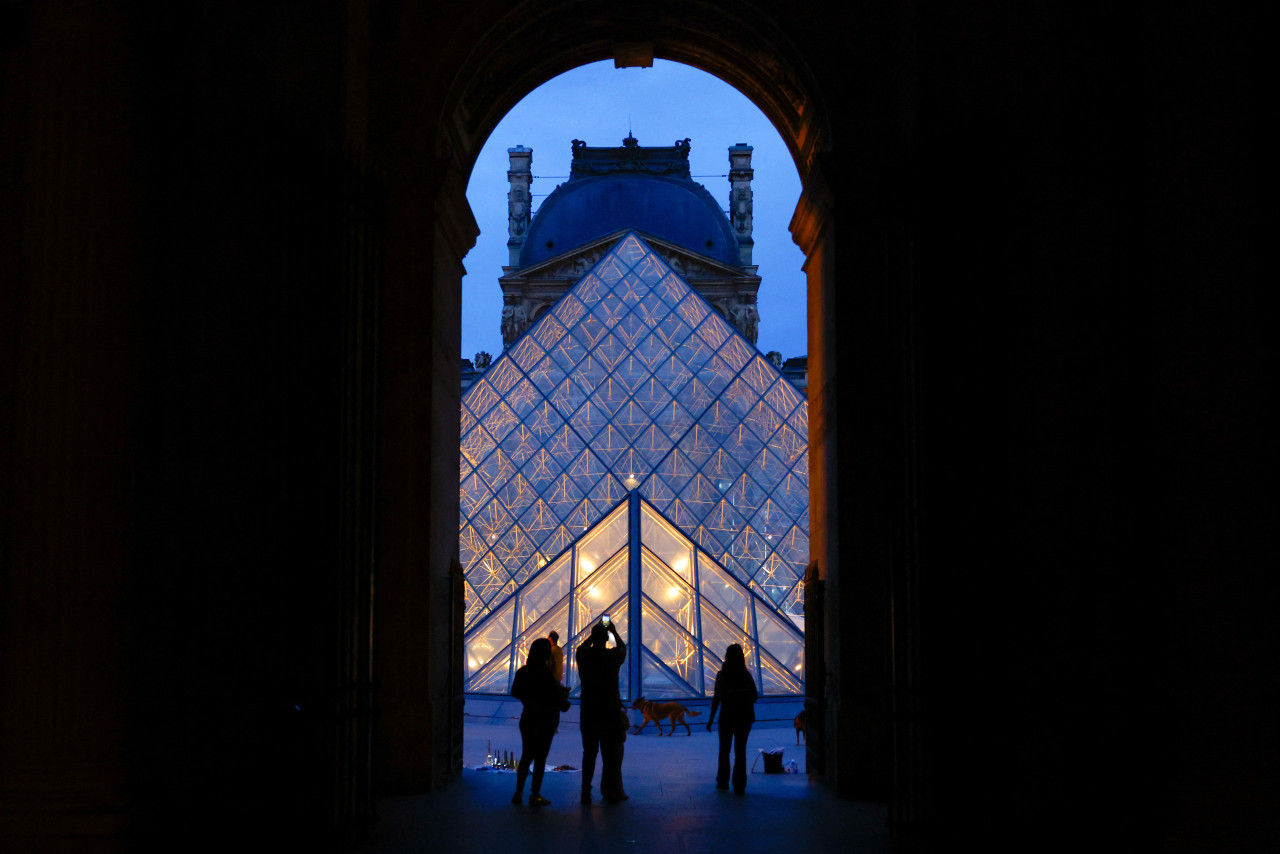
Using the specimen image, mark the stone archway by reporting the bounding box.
[363,0,910,819]
[6,3,1256,850]
[0,2,921,846]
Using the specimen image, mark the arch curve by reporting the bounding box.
[391,0,856,818]
[437,0,832,186]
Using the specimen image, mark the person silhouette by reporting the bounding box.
[548,630,565,684]
[706,643,758,794]
[575,619,627,804]
[510,637,570,806]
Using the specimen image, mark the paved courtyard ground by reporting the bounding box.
[358,713,890,853]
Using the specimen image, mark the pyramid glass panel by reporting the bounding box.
[463,494,801,698]
[641,553,696,636]
[575,551,628,630]
[640,599,701,694]
[641,648,697,701]
[466,596,515,684]
[460,234,808,697]
[640,503,693,583]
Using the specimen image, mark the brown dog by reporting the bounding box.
[631,697,701,736]
[794,709,807,744]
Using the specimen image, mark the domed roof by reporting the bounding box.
[518,137,740,268]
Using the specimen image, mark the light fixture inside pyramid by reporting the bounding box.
[459,231,808,697]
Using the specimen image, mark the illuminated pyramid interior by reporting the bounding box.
[460,232,808,698]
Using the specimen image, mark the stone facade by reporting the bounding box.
[498,229,762,346]
[499,138,761,346]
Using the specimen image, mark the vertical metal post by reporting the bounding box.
[627,490,642,702]
[566,545,577,689]
[693,550,705,697]
[751,598,763,693]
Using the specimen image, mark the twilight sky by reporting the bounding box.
[461,59,808,364]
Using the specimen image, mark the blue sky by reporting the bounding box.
[461,60,808,363]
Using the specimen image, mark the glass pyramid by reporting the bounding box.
[460,232,808,697]
[462,492,804,699]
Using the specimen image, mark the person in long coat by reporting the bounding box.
[706,643,758,793]
[510,637,570,805]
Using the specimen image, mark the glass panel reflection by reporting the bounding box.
[640,596,701,691]
[755,604,804,680]
[465,597,514,679]
[575,550,628,629]
[575,502,627,577]
[699,556,752,632]
[640,504,693,582]
[641,648,697,700]
[518,552,571,633]
[513,597,571,671]
[640,553,695,635]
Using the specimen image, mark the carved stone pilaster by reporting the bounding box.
[729,143,754,265]
[728,293,759,344]
[500,294,531,347]
[506,146,532,265]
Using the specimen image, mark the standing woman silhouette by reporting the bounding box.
[706,643,758,793]
[510,637,570,805]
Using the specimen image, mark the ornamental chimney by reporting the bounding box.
[728,143,754,265]
[507,146,532,265]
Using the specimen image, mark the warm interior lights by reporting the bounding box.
[459,234,808,698]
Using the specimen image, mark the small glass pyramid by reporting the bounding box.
[460,232,808,697]
[463,492,804,699]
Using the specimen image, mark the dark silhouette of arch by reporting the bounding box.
[1,3,1263,852]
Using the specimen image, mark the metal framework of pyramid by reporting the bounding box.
[460,232,808,698]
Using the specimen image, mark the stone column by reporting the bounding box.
[729,143,754,265]
[507,146,532,265]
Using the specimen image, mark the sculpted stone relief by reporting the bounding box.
[727,295,759,344]
[535,243,726,281]
[508,187,529,237]
[500,295,529,346]
[567,136,694,179]
[732,186,753,236]
[539,246,607,279]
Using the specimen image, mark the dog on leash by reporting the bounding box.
[631,697,701,736]
[794,709,807,744]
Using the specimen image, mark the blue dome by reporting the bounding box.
[520,174,739,267]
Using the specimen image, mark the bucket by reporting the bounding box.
[762,749,785,774]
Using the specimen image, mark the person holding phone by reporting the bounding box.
[575,617,627,804]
